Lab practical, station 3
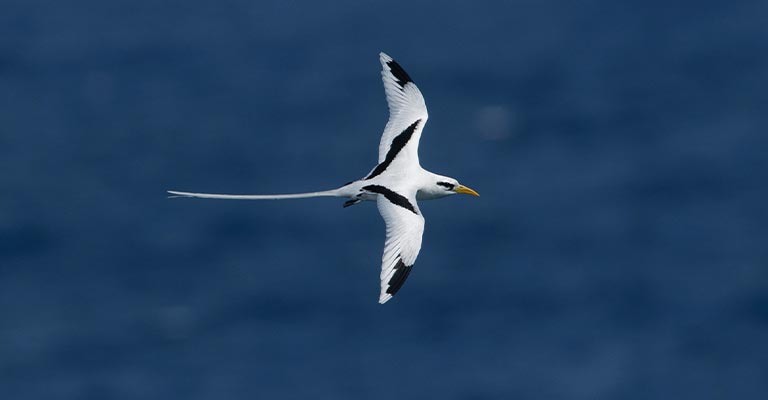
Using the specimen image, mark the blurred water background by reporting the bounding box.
[1,1,767,399]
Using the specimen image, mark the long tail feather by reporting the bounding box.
[167,189,342,200]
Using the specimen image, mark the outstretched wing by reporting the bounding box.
[367,53,429,179]
[366,185,425,304]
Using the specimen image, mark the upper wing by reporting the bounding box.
[372,52,429,172]
[366,185,425,304]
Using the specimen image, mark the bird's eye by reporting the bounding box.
[437,182,455,190]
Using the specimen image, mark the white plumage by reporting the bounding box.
[376,52,428,164]
[376,194,424,304]
[169,52,478,304]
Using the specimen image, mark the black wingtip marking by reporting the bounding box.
[364,119,421,180]
[362,185,418,214]
[387,59,413,88]
[386,259,413,295]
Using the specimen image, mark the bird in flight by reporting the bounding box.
[169,52,479,304]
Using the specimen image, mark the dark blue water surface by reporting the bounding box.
[2,1,767,399]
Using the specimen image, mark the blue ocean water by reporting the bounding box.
[1,1,767,399]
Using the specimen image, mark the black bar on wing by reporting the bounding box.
[364,119,421,180]
[362,185,418,214]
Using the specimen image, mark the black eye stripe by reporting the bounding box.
[437,182,455,189]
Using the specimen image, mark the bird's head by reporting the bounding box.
[426,176,479,199]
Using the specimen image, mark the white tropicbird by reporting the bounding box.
[169,52,479,304]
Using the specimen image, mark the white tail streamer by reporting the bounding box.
[167,189,342,200]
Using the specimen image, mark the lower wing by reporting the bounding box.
[367,185,425,304]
